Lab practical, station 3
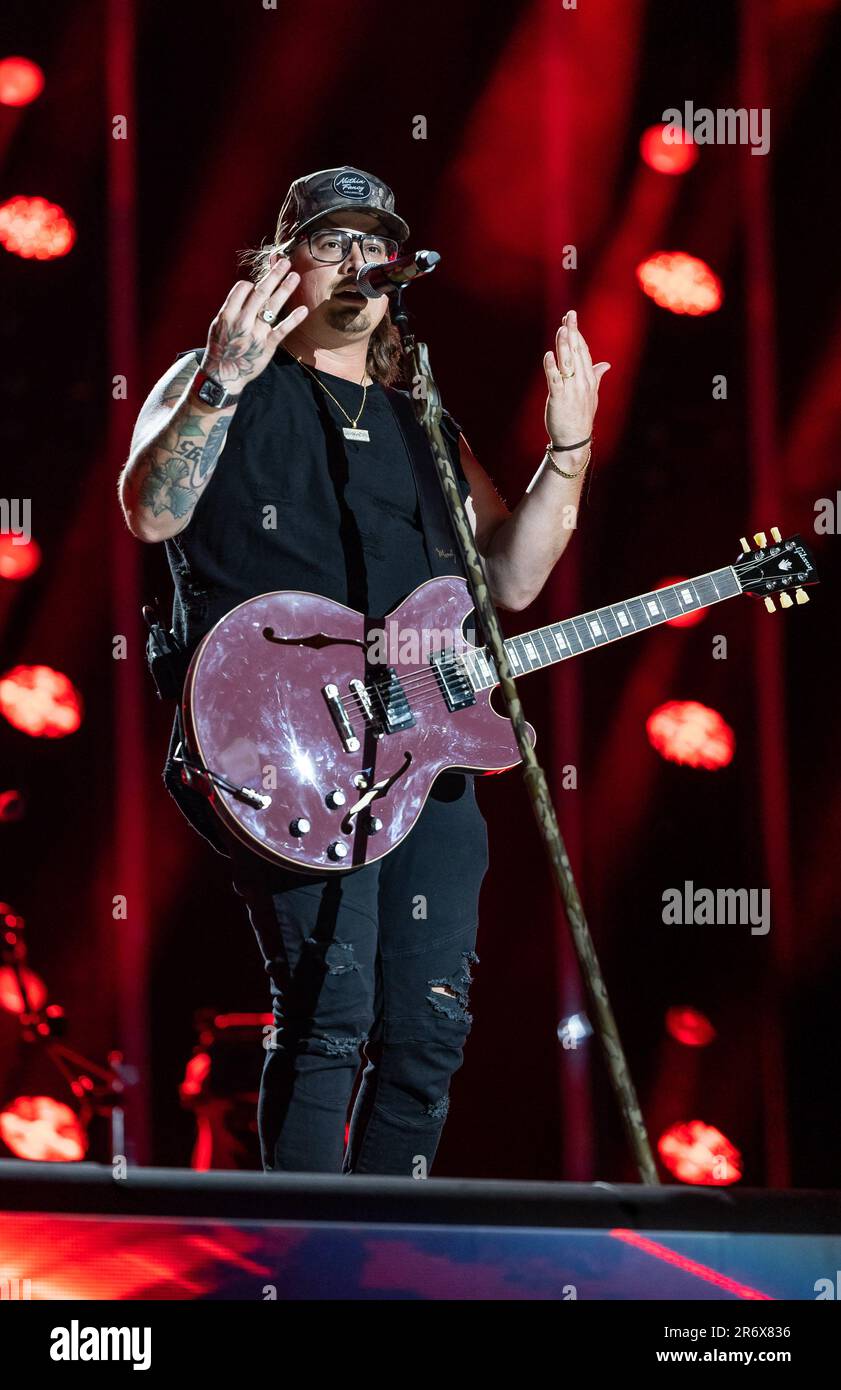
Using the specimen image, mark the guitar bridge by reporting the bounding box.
[322,682,361,753]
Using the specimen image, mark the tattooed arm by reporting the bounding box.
[119,257,308,542]
[119,356,239,542]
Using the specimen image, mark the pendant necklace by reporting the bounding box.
[293,349,371,442]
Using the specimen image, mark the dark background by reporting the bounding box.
[0,0,838,1184]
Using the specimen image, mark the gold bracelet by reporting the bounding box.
[544,443,591,480]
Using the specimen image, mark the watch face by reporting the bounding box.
[198,377,224,406]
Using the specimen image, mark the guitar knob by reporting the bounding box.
[366,815,383,834]
[326,789,346,808]
[795,588,809,605]
[290,817,311,836]
[753,531,767,548]
[764,597,776,613]
[327,841,349,860]
[770,526,782,542]
[779,592,793,609]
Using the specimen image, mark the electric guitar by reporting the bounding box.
[179,528,818,873]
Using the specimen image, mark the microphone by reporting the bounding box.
[356,249,440,299]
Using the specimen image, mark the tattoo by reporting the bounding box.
[138,457,195,518]
[161,362,200,407]
[137,413,234,522]
[203,321,263,386]
[194,417,231,483]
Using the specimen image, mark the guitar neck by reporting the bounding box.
[463,566,742,690]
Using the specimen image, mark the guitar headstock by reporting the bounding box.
[734,528,819,611]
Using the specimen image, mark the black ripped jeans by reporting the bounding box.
[230,773,490,1177]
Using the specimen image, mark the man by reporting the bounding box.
[119,165,609,1177]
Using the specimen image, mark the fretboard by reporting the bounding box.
[462,566,741,691]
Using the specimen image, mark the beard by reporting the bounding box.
[323,301,373,334]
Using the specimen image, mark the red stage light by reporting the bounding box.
[636,251,722,315]
[658,1119,742,1185]
[180,1051,212,1100]
[0,196,76,260]
[657,576,706,628]
[0,57,44,107]
[666,1005,717,1047]
[646,700,734,769]
[0,965,47,1014]
[0,664,83,738]
[640,123,698,175]
[0,533,41,580]
[0,1096,87,1162]
[0,789,26,822]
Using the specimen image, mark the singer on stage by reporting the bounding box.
[118,165,609,1176]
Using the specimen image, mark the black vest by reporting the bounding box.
[165,347,471,656]
[161,347,473,851]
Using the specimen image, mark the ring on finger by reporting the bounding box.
[260,308,277,324]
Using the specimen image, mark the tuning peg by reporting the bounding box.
[764,596,776,613]
[795,588,809,605]
[779,592,793,609]
[770,526,781,542]
[753,531,767,548]
[740,536,750,553]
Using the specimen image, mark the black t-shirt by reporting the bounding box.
[160,346,473,851]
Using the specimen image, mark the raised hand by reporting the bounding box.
[200,258,309,394]
[543,310,610,448]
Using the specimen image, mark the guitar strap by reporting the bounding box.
[383,387,469,582]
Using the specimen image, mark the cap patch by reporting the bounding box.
[332,171,371,200]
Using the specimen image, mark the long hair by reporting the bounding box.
[237,240,405,387]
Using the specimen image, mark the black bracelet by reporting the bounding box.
[549,434,593,452]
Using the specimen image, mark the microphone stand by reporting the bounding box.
[391,282,659,1185]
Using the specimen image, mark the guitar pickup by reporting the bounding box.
[369,667,415,733]
[322,682,360,753]
[430,651,475,712]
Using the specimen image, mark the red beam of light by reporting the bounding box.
[782,301,841,500]
[513,152,683,465]
[431,0,648,315]
[0,196,76,259]
[610,1230,772,1299]
[0,664,83,738]
[145,5,360,373]
[636,251,723,316]
[639,123,698,175]
[646,700,735,769]
[658,576,708,628]
[586,634,684,903]
[540,0,592,1183]
[0,533,41,580]
[566,0,834,468]
[0,57,44,107]
[666,1006,717,1047]
[658,1119,743,1186]
[0,1096,87,1162]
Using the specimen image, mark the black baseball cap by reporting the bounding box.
[275,165,410,249]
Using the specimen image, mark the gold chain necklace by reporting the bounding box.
[289,347,372,442]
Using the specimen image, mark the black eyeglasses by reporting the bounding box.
[294,227,399,265]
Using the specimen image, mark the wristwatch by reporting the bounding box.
[192,370,240,409]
